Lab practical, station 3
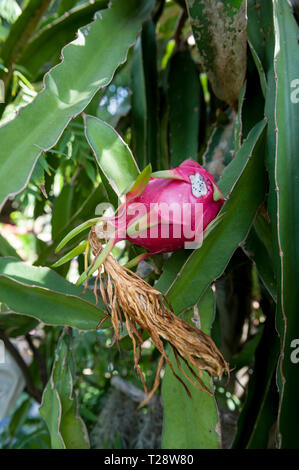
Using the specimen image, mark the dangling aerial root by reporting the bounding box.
[88,226,229,406]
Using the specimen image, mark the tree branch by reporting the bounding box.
[25,333,48,388]
[111,375,161,406]
[174,9,188,49]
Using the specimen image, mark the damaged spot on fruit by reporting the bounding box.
[190,173,208,198]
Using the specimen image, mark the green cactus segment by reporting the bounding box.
[270,0,299,449]
[0,0,154,210]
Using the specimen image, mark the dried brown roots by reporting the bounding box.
[89,227,229,406]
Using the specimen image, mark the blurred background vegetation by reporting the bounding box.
[0,0,298,449]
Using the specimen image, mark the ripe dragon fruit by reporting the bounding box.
[54,159,226,282]
[54,159,229,402]
[101,159,225,254]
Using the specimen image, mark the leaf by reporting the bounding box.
[51,240,88,268]
[186,0,247,109]
[156,119,267,310]
[51,184,75,240]
[168,50,201,166]
[243,218,277,302]
[158,97,170,171]
[0,257,106,330]
[151,169,184,180]
[11,425,51,449]
[40,332,90,449]
[39,387,65,449]
[239,54,265,143]
[231,327,264,371]
[37,184,107,266]
[248,41,267,99]
[30,154,50,187]
[58,0,79,15]
[0,0,21,24]
[84,114,139,196]
[233,300,279,448]
[9,398,32,438]
[0,234,21,259]
[234,81,246,153]
[131,19,158,169]
[76,237,114,286]
[247,0,274,75]
[0,23,9,42]
[55,217,100,253]
[0,0,51,73]
[19,1,108,79]
[269,0,299,449]
[124,163,152,200]
[40,332,89,449]
[162,288,221,449]
[0,312,38,337]
[0,0,154,210]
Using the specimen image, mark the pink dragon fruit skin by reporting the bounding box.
[109,159,225,254]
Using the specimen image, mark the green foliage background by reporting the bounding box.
[0,0,298,449]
